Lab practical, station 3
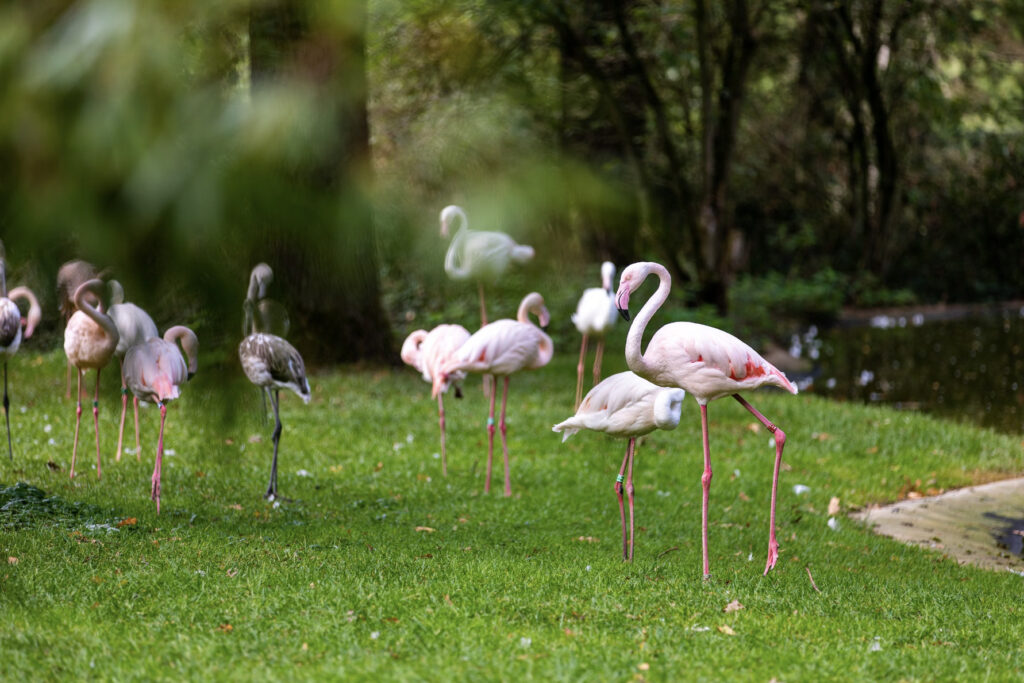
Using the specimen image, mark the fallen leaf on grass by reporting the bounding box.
[218,623,233,633]
[738,491,751,502]
[7,557,18,565]
[117,518,137,528]
[226,568,238,578]
[374,461,384,472]
[717,625,736,636]
[227,504,243,511]
[723,600,744,613]
[638,662,650,671]
[46,461,62,472]
[415,526,436,533]
[575,536,600,543]
[827,497,841,515]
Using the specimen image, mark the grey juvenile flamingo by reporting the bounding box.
[109,280,159,462]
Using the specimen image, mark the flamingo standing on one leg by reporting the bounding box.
[571,261,618,409]
[614,262,797,578]
[57,260,104,400]
[63,279,119,479]
[434,292,553,497]
[553,371,685,560]
[440,205,534,327]
[108,280,159,462]
[401,324,470,476]
[0,255,42,460]
[123,326,198,513]
[239,300,311,500]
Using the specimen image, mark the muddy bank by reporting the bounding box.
[851,478,1024,573]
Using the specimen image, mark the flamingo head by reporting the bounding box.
[600,261,616,293]
[653,388,687,431]
[615,262,654,321]
[400,329,428,371]
[439,205,465,239]
[248,263,273,300]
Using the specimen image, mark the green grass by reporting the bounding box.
[2,349,1023,681]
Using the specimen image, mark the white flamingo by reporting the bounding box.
[108,280,159,462]
[554,371,686,560]
[239,302,311,501]
[440,205,534,326]
[401,324,471,476]
[57,259,104,399]
[435,292,553,496]
[615,262,797,578]
[571,261,618,408]
[0,255,42,460]
[123,326,198,513]
[63,278,119,479]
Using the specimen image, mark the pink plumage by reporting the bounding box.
[616,261,796,578]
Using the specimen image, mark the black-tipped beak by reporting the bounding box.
[187,371,196,382]
[617,306,630,321]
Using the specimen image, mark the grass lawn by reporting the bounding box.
[2,349,1023,681]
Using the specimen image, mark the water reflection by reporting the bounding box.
[803,308,1024,435]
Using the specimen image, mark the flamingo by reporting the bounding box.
[63,278,119,479]
[239,302,311,500]
[571,261,618,408]
[0,256,42,460]
[108,280,159,462]
[440,205,535,326]
[553,371,686,560]
[401,324,470,476]
[123,326,198,513]
[435,292,553,497]
[57,259,104,399]
[244,263,290,338]
[614,262,797,578]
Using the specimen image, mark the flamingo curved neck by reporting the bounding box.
[625,263,671,376]
[76,281,119,344]
[444,228,472,278]
[0,260,6,298]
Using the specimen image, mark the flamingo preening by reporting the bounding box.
[440,205,534,327]
[435,292,553,497]
[239,300,311,500]
[571,261,618,409]
[0,254,42,460]
[63,278,119,479]
[553,371,685,561]
[57,259,104,400]
[123,326,198,513]
[109,280,159,462]
[401,324,470,476]
[615,262,797,578]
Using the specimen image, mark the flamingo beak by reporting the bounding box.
[616,290,631,321]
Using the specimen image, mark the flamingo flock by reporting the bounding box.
[6,208,798,581]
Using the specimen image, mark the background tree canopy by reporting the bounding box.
[1,0,1022,360]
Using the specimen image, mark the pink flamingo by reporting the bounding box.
[108,280,159,462]
[553,371,686,560]
[63,279,119,479]
[401,324,471,476]
[440,205,535,327]
[434,292,553,496]
[239,304,311,501]
[123,326,198,513]
[57,260,104,399]
[615,262,797,578]
[0,256,42,460]
[571,261,618,408]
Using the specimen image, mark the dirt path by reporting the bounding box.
[851,478,1024,573]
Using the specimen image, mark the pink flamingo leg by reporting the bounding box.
[65,358,72,400]
[437,393,447,477]
[592,338,604,387]
[116,361,128,462]
[499,376,511,497]
[733,394,786,574]
[477,282,488,326]
[700,403,713,578]
[614,441,630,560]
[133,395,141,460]
[92,370,102,480]
[575,334,589,409]
[625,437,636,561]
[484,380,497,494]
[70,370,83,479]
[152,402,167,513]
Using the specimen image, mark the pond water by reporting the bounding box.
[794,306,1024,435]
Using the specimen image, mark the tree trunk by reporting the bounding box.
[249,0,392,363]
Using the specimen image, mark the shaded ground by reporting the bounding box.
[852,478,1024,573]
